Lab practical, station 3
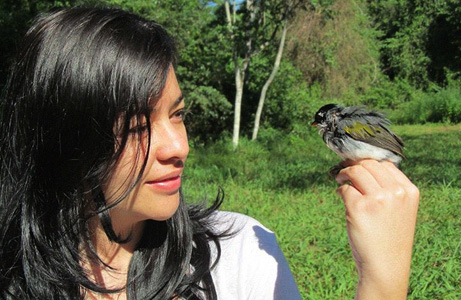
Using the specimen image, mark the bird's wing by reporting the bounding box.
[342,121,405,158]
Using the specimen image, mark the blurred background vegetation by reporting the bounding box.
[1,0,461,145]
[1,1,461,298]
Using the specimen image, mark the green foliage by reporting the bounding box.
[287,0,382,99]
[2,0,460,139]
[226,0,299,60]
[368,0,461,88]
[185,85,232,144]
[349,77,415,109]
[391,79,461,124]
[184,124,461,299]
[245,59,317,133]
[263,62,311,131]
[287,0,460,115]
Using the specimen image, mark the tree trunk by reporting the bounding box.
[233,62,245,148]
[226,0,254,149]
[225,0,240,149]
[252,20,288,140]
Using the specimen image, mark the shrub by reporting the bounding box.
[353,78,415,109]
[185,85,232,144]
[391,80,461,124]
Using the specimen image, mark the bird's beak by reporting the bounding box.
[311,122,317,126]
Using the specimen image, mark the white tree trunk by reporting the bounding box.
[226,0,296,146]
[226,0,254,148]
[252,21,288,140]
[233,69,244,148]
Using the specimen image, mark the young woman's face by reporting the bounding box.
[103,68,189,229]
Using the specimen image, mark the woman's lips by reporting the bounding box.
[146,175,181,192]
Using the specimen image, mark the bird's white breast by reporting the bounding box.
[326,135,402,164]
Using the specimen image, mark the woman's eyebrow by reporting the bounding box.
[172,94,184,108]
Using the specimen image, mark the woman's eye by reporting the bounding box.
[172,109,189,122]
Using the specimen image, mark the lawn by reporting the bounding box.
[183,123,461,299]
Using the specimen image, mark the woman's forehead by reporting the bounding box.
[149,68,182,108]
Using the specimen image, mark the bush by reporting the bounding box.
[262,63,334,135]
[353,78,415,109]
[246,60,318,134]
[185,85,232,144]
[391,80,461,124]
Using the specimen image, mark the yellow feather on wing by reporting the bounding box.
[343,121,405,158]
[344,122,378,138]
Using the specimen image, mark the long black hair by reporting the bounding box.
[0,7,225,300]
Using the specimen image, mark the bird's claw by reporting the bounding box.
[328,164,344,179]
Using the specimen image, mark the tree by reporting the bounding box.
[367,0,461,88]
[224,0,307,147]
[251,20,286,140]
[252,0,306,140]
[224,0,254,148]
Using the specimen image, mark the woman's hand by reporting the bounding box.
[336,160,419,300]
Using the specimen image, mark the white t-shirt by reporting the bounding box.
[209,211,302,300]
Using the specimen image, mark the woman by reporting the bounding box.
[0,7,419,300]
[0,7,300,299]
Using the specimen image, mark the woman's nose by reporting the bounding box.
[153,121,189,164]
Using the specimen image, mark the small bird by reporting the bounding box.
[312,104,405,170]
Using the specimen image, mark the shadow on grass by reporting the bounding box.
[267,129,461,190]
[400,131,461,187]
[272,169,335,190]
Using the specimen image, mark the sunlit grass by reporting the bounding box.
[183,123,461,299]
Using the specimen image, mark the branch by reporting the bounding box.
[224,0,233,31]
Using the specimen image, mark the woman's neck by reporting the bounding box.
[81,216,145,295]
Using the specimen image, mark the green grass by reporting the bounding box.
[182,123,461,299]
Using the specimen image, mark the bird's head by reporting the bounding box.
[311,103,340,128]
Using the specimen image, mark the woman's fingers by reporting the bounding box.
[360,160,400,189]
[337,160,406,193]
[336,160,384,195]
